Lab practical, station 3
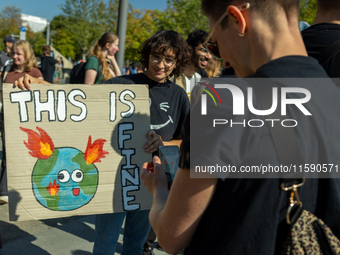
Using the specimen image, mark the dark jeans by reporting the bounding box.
[0,109,6,196]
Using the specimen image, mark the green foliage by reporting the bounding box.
[125,9,159,63]
[59,0,104,60]
[0,5,48,56]
[155,0,209,40]
[300,0,317,25]
[0,0,321,64]
[52,0,158,63]
[50,15,77,59]
[0,5,21,51]
[27,32,46,56]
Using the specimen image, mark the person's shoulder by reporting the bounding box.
[302,23,340,37]
[85,56,99,70]
[86,56,99,64]
[102,74,140,84]
[30,67,43,78]
[194,72,202,79]
[169,79,188,98]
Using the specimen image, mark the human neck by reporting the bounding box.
[313,10,340,25]
[243,19,307,77]
[14,65,24,72]
[145,71,167,83]
[5,47,11,54]
[102,50,108,59]
[184,64,197,78]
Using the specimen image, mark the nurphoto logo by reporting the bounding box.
[200,83,312,128]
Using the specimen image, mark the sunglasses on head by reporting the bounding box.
[203,3,250,59]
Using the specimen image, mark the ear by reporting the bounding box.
[227,5,247,36]
[105,42,110,50]
[187,45,193,57]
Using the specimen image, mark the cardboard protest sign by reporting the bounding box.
[3,83,152,221]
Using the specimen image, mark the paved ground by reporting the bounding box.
[0,135,168,255]
[0,203,168,255]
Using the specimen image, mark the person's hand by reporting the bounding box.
[13,74,38,90]
[141,156,168,194]
[144,129,164,153]
[106,54,116,62]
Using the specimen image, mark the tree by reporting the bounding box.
[124,9,159,63]
[60,0,108,60]
[26,32,46,56]
[0,5,46,56]
[50,15,77,59]
[154,0,209,39]
[0,5,22,51]
[300,0,317,25]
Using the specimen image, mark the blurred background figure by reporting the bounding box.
[3,40,43,83]
[57,57,64,79]
[125,67,131,75]
[84,32,121,84]
[299,21,310,31]
[0,35,16,76]
[40,45,55,83]
[220,66,236,77]
[205,58,221,78]
[129,62,138,74]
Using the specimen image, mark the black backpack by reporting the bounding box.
[70,57,102,84]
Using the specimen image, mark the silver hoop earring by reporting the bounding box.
[239,32,245,37]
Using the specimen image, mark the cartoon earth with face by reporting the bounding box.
[21,127,108,211]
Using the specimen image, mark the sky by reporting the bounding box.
[0,0,168,21]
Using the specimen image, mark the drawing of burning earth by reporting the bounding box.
[20,126,108,211]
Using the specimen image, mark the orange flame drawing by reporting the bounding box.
[84,136,108,165]
[20,127,54,159]
[46,179,60,196]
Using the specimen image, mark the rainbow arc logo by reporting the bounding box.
[198,82,222,106]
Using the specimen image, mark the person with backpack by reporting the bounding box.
[69,32,121,84]
[84,32,121,84]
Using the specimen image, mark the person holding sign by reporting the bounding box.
[0,40,43,204]
[93,29,190,255]
[2,40,43,83]
[12,29,190,254]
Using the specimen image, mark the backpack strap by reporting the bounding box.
[315,39,340,67]
[95,57,102,83]
[2,60,12,83]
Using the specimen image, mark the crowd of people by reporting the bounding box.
[1,0,340,254]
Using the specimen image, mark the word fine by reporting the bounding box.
[118,123,140,211]
[9,89,135,122]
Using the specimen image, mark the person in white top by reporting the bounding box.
[171,29,212,99]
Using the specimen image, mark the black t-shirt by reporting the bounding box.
[40,56,55,83]
[302,23,340,77]
[181,56,340,254]
[102,73,190,141]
